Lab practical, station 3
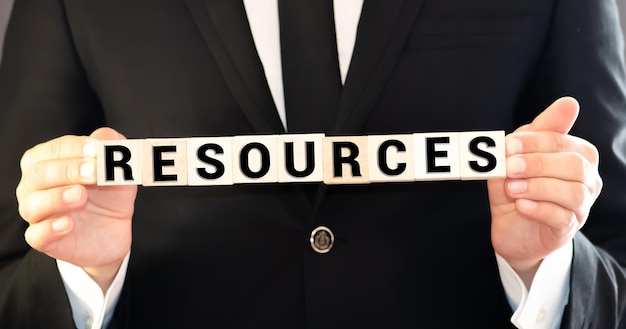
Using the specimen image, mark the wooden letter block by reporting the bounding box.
[142,139,188,186]
[187,137,234,186]
[368,134,414,183]
[323,136,369,185]
[459,130,506,180]
[277,134,325,183]
[232,135,278,184]
[413,132,461,181]
[96,140,143,186]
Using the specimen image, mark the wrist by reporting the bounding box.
[506,258,543,289]
[83,259,125,292]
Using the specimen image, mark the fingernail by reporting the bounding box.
[507,180,527,194]
[518,199,537,211]
[52,217,70,232]
[80,162,95,180]
[507,157,526,175]
[83,141,96,157]
[63,186,82,203]
[507,137,523,155]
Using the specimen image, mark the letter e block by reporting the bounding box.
[232,135,278,184]
[414,132,460,181]
[97,140,143,186]
[323,136,369,185]
[368,134,414,183]
[143,139,188,186]
[278,134,324,183]
[187,137,233,186]
[459,130,506,180]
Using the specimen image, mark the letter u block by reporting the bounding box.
[277,134,325,183]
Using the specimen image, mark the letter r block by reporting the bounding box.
[323,136,370,185]
[96,140,143,186]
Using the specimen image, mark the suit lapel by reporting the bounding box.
[185,0,285,134]
[332,0,424,135]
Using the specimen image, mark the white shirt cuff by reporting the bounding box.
[496,240,572,329]
[57,253,130,329]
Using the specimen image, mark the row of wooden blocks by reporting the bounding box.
[96,131,506,186]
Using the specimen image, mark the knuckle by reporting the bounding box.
[17,200,31,221]
[531,155,545,174]
[551,133,567,152]
[588,144,600,165]
[24,227,46,251]
[20,148,35,172]
[571,182,588,206]
[47,140,62,160]
[595,176,604,196]
[15,180,26,200]
[65,161,78,182]
[569,153,587,178]
[28,163,46,183]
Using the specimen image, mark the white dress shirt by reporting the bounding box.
[58,1,572,328]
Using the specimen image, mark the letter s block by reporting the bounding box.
[459,131,506,180]
[187,137,234,186]
[96,140,143,186]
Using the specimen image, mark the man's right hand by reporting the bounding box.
[16,127,137,292]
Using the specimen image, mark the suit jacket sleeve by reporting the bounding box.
[515,0,626,327]
[0,0,107,328]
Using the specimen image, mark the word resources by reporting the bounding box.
[96,131,506,186]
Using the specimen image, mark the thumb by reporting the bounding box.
[526,96,580,134]
[89,127,127,141]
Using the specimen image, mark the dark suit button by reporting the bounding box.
[310,226,334,253]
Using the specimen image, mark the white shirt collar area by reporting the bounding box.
[243,0,364,130]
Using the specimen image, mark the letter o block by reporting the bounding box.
[232,135,279,184]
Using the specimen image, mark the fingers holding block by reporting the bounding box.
[96,140,143,186]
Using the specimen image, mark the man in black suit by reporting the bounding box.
[0,0,625,328]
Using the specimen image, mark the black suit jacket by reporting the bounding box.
[1,0,626,328]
